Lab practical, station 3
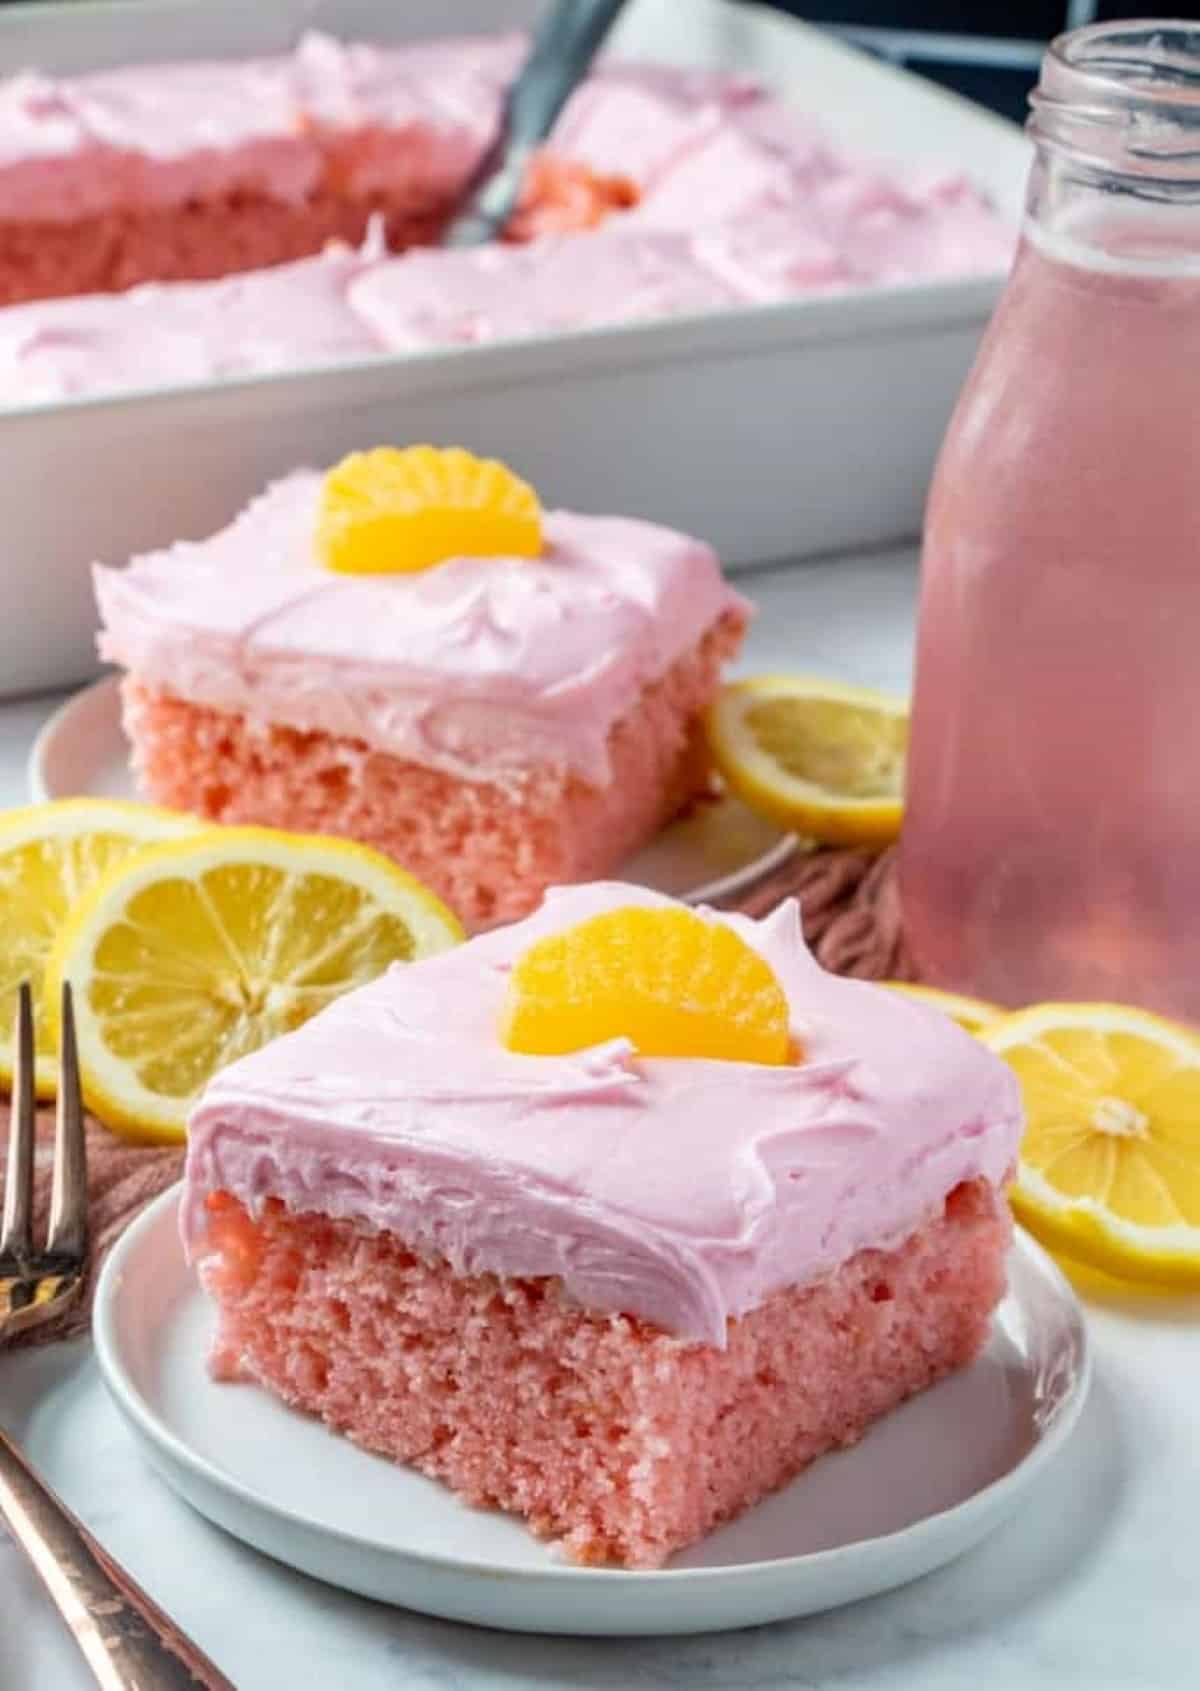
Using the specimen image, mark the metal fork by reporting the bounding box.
[1,981,234,1689]
[2,981,87,1337]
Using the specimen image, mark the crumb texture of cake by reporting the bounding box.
[0,191,450,309]
[185,884,1023,1565]
[95,476,748,926]
[198,1178,1009,1569]
[117,615,734,928]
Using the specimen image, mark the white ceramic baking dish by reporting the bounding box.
[0,0,1029,698]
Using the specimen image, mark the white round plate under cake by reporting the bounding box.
[94,1190,1090,1637]
[28,676,799,906]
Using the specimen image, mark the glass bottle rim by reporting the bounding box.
[1029,19,1200,186]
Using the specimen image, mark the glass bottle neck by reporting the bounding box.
[1025,149,1200,272]
[1025,21,1200,270]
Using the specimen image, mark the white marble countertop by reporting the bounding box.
[2,549,1198,1691]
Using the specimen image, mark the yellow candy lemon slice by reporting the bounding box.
[501,905,791,1065]
[316,445,542,575]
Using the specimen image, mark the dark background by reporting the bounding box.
[1,3,1198,124]
[770,3,1198,122]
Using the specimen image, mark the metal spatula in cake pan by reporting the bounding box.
[442,0,630,249]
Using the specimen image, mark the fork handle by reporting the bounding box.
[0,1425,233,1689]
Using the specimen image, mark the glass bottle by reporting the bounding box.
[902,22,1200,1021]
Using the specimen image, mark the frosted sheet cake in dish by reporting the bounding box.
[0,4,1028,699]
[0,29,1012,401]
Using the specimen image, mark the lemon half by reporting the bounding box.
[0,799,196,1096]
[984,1002,1200,1288]
[45,826,463,1143]
[705,675,907,847]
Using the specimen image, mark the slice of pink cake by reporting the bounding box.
[184,882,1022,1569]
[93,456,749,930]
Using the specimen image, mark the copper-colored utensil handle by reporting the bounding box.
[0,1424,234,1689]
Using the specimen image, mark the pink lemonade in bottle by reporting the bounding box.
[902,22,1200,1020]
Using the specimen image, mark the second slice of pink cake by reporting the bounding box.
[93,457,749,929]
[184,883,1023,1568]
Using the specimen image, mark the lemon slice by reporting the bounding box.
[0,799,196,1097]
[501,905,791,1065]
[983,1003,1200,1288]
[45,826,464,1144]
[317,445,542,575]
[704,675,908,847]
[881,981,1003,1034]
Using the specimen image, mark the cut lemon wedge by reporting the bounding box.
[501,905,792,1065]
[317,445,543,575]
[0,799,196,1097]
[881,981,1004,1034]
[982,1003,1200,1288]
[44,827,463,1144]
[705,675,908,847]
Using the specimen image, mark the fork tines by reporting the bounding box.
[1,982,88,1338]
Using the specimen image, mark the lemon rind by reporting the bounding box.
[879,981,1004,1032]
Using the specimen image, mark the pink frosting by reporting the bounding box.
[0,244,383,402]
[346,226,742,346]
[0,32,522,220]
[184,883,1022,1346]
[94,471,748,787]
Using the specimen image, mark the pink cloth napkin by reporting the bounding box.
[2,846,907,1346]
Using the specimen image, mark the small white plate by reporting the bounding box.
[28,676,797,907]
[94,1188,1089,1637]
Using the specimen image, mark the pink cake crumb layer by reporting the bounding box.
[0,153,634,306]
[196,1176,1010,1569]
[0,189,451,307]
[119,614,742,930]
